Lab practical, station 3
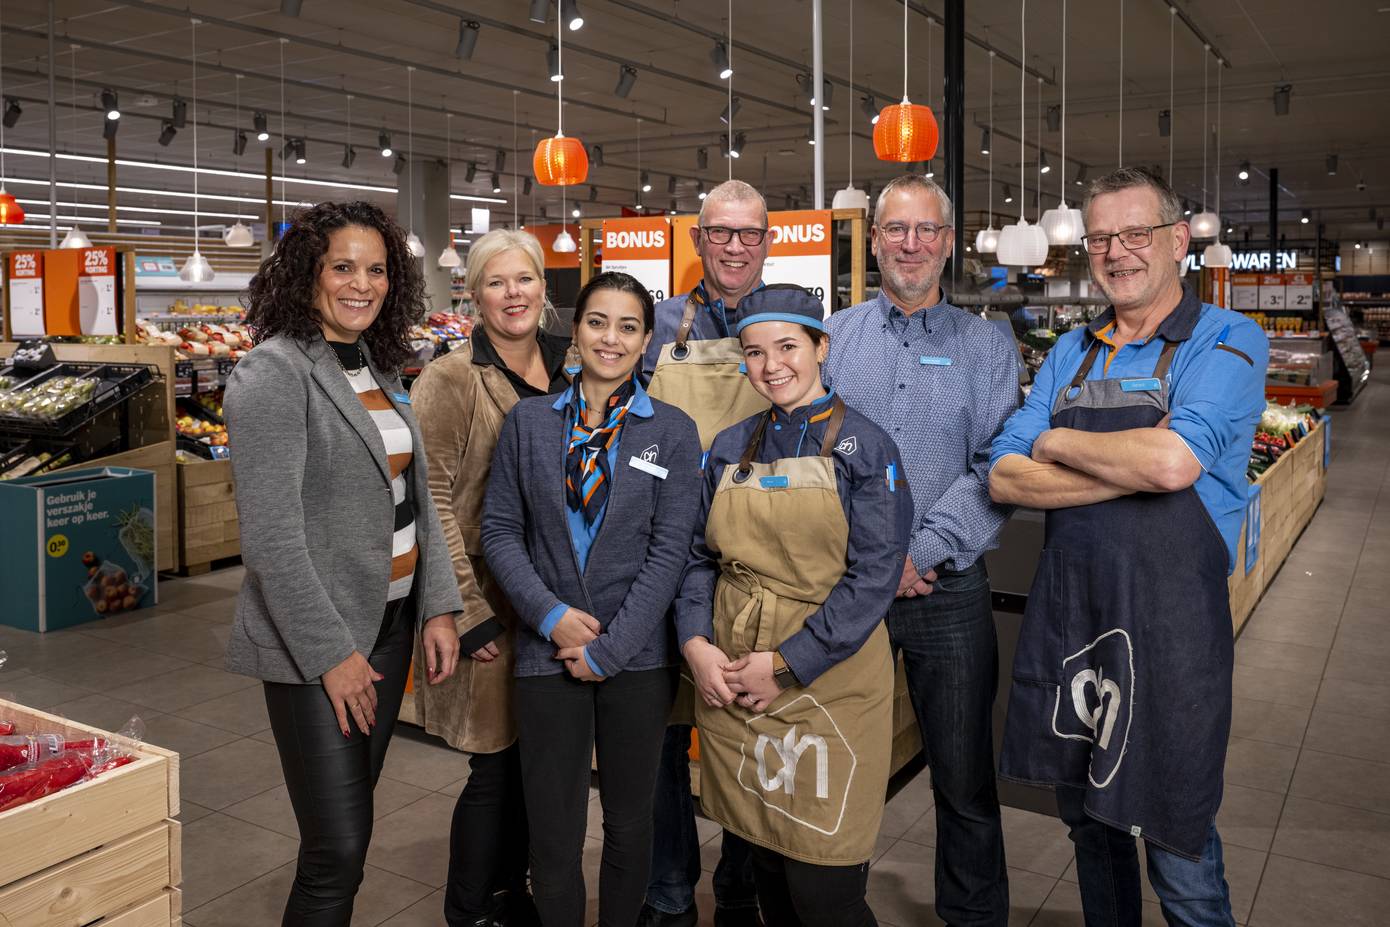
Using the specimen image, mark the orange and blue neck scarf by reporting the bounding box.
[565,374,638,524]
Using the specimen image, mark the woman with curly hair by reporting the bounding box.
[224,200,463,926]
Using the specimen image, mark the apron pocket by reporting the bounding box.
[1012,548,1068,685]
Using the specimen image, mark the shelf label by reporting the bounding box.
[7,251,46,337]
[1231,273,1260,311]
[78,247,120,335]
[601,217,672,304]
[1323,417,1331,469]
[1285,273,1314,310]
[1259,274,1287,310]
[1244,483,1262,575]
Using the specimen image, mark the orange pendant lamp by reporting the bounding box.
[875,0,939,163]
[533,10,588,186]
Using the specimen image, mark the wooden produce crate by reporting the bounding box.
[176,459,239,575]
[0,698,181,926]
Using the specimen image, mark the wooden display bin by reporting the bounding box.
[0,698,181,926]
[176,459,239,575]
[1228,419,1329,632]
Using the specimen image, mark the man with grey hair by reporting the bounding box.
[824,173,1019,925]
[638,178,772,927]
[991,167,1265,925]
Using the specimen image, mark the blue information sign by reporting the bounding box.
[1245,483,1262,575]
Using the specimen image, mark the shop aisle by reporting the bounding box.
[0,366,1385,926]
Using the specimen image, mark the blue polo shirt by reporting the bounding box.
[990,285,1268,572]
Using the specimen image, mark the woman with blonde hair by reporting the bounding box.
[412,228,572,927]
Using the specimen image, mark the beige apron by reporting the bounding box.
[695,399,894,866]
[647,296,769,724]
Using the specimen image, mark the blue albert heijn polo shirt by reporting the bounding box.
[990,285,1269,573]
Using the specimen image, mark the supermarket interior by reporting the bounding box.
[0,0,1388,925]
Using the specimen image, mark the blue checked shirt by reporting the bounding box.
[825,292,1021,573]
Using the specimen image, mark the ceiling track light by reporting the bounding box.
[3,97,21,128]
[696,147,708,170]
[528,0,549,24]
[295,139,306,165]
[379,129,392,157]
[710,40,732,80]
[1273,84,1291,116]
[667,175,677,194]
[393,152,407,175]
[170,97,186,129]
[1003,183,1014,203]
[1040,150,1051,174]
[1158,109,1171,138]
[1300,209,1310,224]
[860,94,878,125]
[614,64,637,98]
[281,137,296,160]
[720,97,741,125]
[455,20,481,60]
[1046,104,1060,132]
[523,176,532,195]
[733,132,745,158]
[341,144,356,168]
[232,130,247,156]
[979,127,991,155]
[590,144,604,167]
[253,111,269,141]
[1326,154,1338,176]
[494,149,507,172]
[588,185,597,201]
[697,181,707,200]
[102,117,118,140]
[280,0,303,16]
[1237,160,1250,183]
[157,122,177,146]
[560,0,583,31]
[491,173,502,193]
[464,161,477,183]
[547,44,562,81]
[101,89,119,121]
[640,170,651,192]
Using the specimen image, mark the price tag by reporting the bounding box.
[1258,274,1286,310]
[7,251,45,337]
[1231,274,1260,310]
[1285,273,1314,311]
[78,247,119,335]
[1244,483,1262,575]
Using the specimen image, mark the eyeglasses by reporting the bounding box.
[877,221,951,244]
[1080,222,1177,254]
[700,225,768,246]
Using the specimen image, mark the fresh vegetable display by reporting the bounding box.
[0,376,96,420]
[1248,401,1323,480]
[0,716,143,813]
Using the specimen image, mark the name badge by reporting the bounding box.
[628,456,669,479]
[919,356,953,366]
[759,475,789,489]
[391,391,411,404]
[1120,378,1161,393]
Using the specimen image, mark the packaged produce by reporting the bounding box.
[0,375,96,421]
[0,716,143,813]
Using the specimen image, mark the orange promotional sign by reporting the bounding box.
[1230,272,1260,311]
[78,246,120,335]
[669,210,836,312]
[601,217,671,302]
[671,214,700,298]
[7,250,45,337]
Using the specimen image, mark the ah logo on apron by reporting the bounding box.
[737,693,856,838]
[1051,628,1135,788]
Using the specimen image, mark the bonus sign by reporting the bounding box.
[601,217,672,303]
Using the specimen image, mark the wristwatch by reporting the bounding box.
[772,650,800,690]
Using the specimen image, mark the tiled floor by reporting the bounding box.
[2,365,1388,926]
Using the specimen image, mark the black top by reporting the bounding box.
[327,338,366,371]
[470,326,573,398]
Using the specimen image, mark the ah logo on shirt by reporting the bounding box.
[835,436,858,456]
[640,444,660,463]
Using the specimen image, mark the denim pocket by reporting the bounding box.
[1012,548,1067,685]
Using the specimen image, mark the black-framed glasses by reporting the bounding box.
[700,225,768,246]
[1080,222,1177,254]
[877,221,952,244]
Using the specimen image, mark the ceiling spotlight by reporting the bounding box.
[1046,104,1061,132]
[590,144,604,167]
[1226,225,1233,234]
[232,130,247,156]
[393,153,407,175]
[1158,109,1171,138]
[101,89,120,121]
[379,129,392,157]
[732,132,745,158]
[589,185,597,201]
[1357,176,1367,192]
[667,175,677,194]
[280,0,303,15]
[720,98,743,127]
[528,0,549,24]
[281,137,296,160]
[103,117,118,140]
[561,0,583,30]
[170,97,187,128]
[979,128,991,155]
[157,122,177,146]
[465,162,477,183]
[1300,210,1310,224]
[697,147,708,170]
[641,170,652,193]
[711,40,733,80]
[494,149,507,172]
[697,181,706,200]
[547,45,562,82]
[1273,84,1291,116]
[1003,183,1014,204]
[815,79,832,111]
[295,139,307,165]
[861,94,879,125]
[1183,202,1192,216]
[342,145,356,168]
[455,20,481,60]
[523,176,532,195]
[1073,163,1087,187]
[3,97,21,128]
[1237,160,1250,183]
[807,128,816,146]
[1326,154,1338,176]
[491,173,502,193]
[254,111,269,141]
[1040,151,1051,174]
[572,205,581,218]
[1354,241,1362,249]
[614,65,637,98]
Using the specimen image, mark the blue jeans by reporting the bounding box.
[887,561,1009,927]
[1056,787,1234,927]
[646,724,758,914]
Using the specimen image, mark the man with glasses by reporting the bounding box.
[824,173,1019,926]
[638,179,771,927]
[990,167,1266,926]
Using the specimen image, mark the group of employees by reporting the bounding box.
[225,165,1267,927]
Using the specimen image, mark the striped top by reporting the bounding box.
[341,362,418,601]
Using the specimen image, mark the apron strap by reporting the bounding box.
[1068,339,1106,390]
[670,297,700,359]
[733,411,773,483]
[1152,338,1180,380]
[819,396,847,458]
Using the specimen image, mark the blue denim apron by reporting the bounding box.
[998,336,1232,860]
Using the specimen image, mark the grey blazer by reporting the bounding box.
[222,334,463,684]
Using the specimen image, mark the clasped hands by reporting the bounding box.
[551,607,604,682]
[322,613,459,738]
[683,638,780,711]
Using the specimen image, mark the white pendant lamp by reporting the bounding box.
[552,228,577,252]
[403,65,424,258]
[1040,1,1082,246]
[975,50,999,254]
[179,20,214,283]
[437,113,463,268]
[406,232,426,257]
[1189,46,1220,239]
[224,74,254,247]
[996,0,1050,268]
[438,236,463,268]
[59,47,91,249]
[1204,61,1231,267]
[831,0,869,212]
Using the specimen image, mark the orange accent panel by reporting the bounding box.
[671,214,701,297]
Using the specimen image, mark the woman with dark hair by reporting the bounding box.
[481,271,702,927]
[224,200,463,926]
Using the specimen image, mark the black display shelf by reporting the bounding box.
[0,362,157,437]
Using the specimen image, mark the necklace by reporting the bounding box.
[328,338,367,374]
